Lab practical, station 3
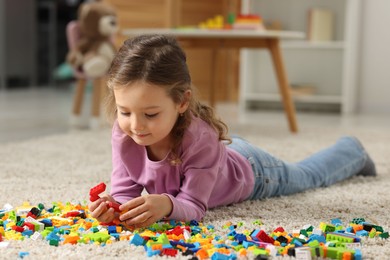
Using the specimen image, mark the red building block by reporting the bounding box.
[162,248,178,257]
[108,201,121,212]
[274,226,285,233]
[256,230,275,244]
[89,182,106,201]
[12,226,24,233]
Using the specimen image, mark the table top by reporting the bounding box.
[122,28,305,40]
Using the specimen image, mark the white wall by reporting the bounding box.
[358,0,390,114]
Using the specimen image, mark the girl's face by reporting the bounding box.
[114,81,189,151]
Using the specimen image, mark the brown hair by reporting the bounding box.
[105,34,230,164]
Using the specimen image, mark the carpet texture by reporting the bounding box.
[0,123,389,259]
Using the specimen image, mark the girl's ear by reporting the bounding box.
[178,90,191,114]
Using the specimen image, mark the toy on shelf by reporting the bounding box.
[198,15,226,29]
[197,13,266,30]
[233,14,266,30]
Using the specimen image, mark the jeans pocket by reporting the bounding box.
[248,156,260,177]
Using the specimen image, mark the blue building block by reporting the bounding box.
[331,218,343,225]
[307,234,326,244]
[18,252,29,258]
[356,230,369,237]
[354,249,362,260]
[130,233,146,246]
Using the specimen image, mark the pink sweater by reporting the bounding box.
[110,116,254,221]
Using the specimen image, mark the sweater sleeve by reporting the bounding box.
[110,122,143,204]
[165,130,223,221]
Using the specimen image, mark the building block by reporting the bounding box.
[89,182,106,202]
[130,233,146,246]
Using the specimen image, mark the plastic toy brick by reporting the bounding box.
[12,226,24,233]
[65,211,81,218]
[89,183,123,214]
[331,218,343,225]
[130,233,146,246]
[320,222,336,233]
[86,232,111,243]
[255,230,275,244]
[195,248,209,260]
[23,222,35,231]
[27,207,41,219]
[107,201,121,212]
[49,239,59,246]
[210,252,231,260]
[63,235,80,245]
[273,226,285,233]
[363,223,384,233]
[30,231,43,241]
[326,232,357,243]
[18,252,29,258]
[89,182,106,201]
[354,249,362,260]
[356,230,369,237]
[162,248,178,257]
[156,233,170,245]
[351,218,365,224]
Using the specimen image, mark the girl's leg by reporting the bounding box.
[229,136,375,200]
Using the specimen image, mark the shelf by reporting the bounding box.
[239,0,361,114]
[242,93,342,104]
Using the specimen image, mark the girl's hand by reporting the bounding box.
[119,194,173,228]
[88,194,117,223]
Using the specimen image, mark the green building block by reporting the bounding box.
[49,239,59,246]
[326,233,355,243]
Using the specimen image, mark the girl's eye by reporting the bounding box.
[120,112,130,116]
[145,113,158,118]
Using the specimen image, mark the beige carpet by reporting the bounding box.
[0,123,389,259]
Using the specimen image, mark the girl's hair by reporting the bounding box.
[105,34,231,165]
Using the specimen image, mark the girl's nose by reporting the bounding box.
[130,115,144,132]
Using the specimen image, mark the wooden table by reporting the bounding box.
[122,28,305,133]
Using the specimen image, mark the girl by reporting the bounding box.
[89,34,376,228]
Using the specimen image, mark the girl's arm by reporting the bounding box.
[119,130,222,224]
[166,131,222,221]
[110,121,144,202]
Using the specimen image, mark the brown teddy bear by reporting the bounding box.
[67,1,118,78]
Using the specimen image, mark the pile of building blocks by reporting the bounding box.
[0,200,388,259]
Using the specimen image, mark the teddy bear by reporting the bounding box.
[67,1,118,78]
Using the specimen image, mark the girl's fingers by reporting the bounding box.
[90,201,109,219]
[119,204,148,222]
[135,216,155,229]
[125,211,150,226]
[99,207,115,223]
[119,196,144,212]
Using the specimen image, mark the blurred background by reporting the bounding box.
[0,0,389,143]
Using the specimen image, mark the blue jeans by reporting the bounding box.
[228,136,367,200]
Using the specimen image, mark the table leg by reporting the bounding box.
[267,39,298,133]
[92,78,102,117]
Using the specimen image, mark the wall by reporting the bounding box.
[0,0,36,87]
[358,0,390,114]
